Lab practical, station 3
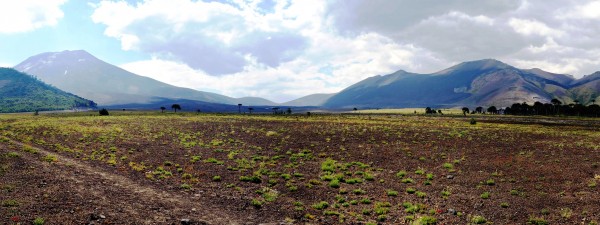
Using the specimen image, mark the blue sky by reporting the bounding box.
[2,0,600,102]
[0,0,147,66]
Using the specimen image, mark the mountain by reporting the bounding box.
[283,93,336,106]
[14,50,275,106]
[323,59,600,108]
[0,68,96,113]
[235,97,278,106]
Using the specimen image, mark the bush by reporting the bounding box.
[312,201,329,210]
[240,175,261,183]
[470,118,477,125]
[471,215,487,224]
[33,218,45,225]
[99,108,109,116]
[527,217,548,225]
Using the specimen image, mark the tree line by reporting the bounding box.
[504,98,599,117]
[456,98,599,117]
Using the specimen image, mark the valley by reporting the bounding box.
[1,112,598,224]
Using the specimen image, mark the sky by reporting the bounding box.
[2,0,600,102]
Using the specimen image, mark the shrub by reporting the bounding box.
[33,218,45,225]
[240,175,261,183]
[396,170,407,178]
[500,202,509,208]
[353,188,366,195]
[414,215,437,225]
[99,108,109,116]
[212,176,221,181]
[251,199,263,208]
[480,192,490,199]
[401,178,414,183]
[312,201,329,210]
[329,179,340,188]
[406,187,417,194]
[42,154,57,163]
[1,199,18,207]
[471,215,487,224]
[359,198,371,204]
[470,118,477,125]
[441,190,451,198]
[527,217,548,225]
[443,163,454,170]
[386,190,398,196]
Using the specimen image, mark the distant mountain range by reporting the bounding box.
[282,93,335,106]
[0,68,95,113]
[322,59,600,108]
[7,50,600,111]
[15,50,277,106]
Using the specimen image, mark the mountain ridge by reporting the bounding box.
[15,50,276,106]
[0,67,96,113]
[323,59,600,108]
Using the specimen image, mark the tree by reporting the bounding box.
[171,104,181,113]
[248,107,254,114]
[475,106,483,114]
[286,108,292,114]
[533,101,544,115]
[99,108,109,116]
[425,107,434,114]
[462,107,470,116]
[272,107,280,114]
[160,106,166,113]
[487,106,498,114]
[551,98,562,115]
[238,104,242,114]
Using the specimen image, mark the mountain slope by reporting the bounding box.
[15,50,275,106]
[0,68,96,113]
[323,59,599,108]
[283,93,335,106]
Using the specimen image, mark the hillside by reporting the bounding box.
[282,93,335,106]
[0,68,96,113]
[14,50,276,106]
[323,59,600,108]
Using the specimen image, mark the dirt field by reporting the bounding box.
[1,112,599,224]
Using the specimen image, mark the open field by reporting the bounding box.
[1,112,599,224]
[351,108,464,115]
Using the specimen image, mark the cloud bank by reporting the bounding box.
[92,0,600,102]
[0,0,67,34]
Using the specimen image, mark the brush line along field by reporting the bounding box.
[1,112,599,224]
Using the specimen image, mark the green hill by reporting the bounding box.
[0,68,96,113]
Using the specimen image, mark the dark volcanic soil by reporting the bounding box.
[1,113,599,224]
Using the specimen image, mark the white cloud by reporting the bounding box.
[120,32,443,102]
[94,0,443,101]
[563,0,600,19]
[0,0,67,33]
[508,18,564,37]
[92,0,312,75]
[93,0,600,102]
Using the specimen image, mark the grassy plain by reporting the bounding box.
[0,111,599,224]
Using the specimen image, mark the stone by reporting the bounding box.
[447,208,457,215]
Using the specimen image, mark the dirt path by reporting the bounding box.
[2,137,248,224]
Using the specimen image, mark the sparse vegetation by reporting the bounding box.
[0,111,597,224]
